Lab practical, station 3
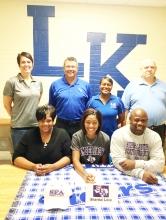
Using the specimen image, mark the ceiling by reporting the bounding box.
[28,0,166,7]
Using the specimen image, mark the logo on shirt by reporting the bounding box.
[80,146,105,156]
[33,82,40,90]
[87,155,96,163]
[110,102,117,108]
[126,142,149,159]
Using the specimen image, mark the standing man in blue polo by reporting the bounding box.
[122,58,166,148]
[49,57,92,138]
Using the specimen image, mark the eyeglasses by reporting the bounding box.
[65,65,77,69]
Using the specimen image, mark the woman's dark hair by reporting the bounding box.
[100,76,113,85]
[81,108,103,135]
[17,52,33,66]
[36,105,56,121]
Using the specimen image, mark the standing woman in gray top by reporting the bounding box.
[3,52,43,150]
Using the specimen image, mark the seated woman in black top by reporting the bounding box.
[12,104,71,175]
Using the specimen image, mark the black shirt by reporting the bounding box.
[12,127,71,164]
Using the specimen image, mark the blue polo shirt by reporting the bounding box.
[122,77,166,126]
[86,94,125,137]
[49,76,92,121]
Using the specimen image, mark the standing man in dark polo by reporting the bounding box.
[49,57,92,139]
[122,58,166,148]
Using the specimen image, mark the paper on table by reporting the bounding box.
[72,168,100,184]
[86,183,118,207]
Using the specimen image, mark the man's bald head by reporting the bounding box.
[141,58,156,68]
[129,108,148,135]
[130,108,148,120]
[140,58,157,82]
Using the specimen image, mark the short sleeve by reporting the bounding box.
[71,132,81,151]
[3,79,14,97]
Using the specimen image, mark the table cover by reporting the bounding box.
[5,164,166,220]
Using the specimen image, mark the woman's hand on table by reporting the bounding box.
[84,173,96,184]
[34,164,43,175]
[34,164,53,176]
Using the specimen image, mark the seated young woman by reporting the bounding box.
[71,108,110,183]
[12,104,71,175]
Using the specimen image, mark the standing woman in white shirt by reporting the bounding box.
[3,52,43,150]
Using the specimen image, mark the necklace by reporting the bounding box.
[41,128,53,148]
[85,135,97,145]
[44,143,47,148]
